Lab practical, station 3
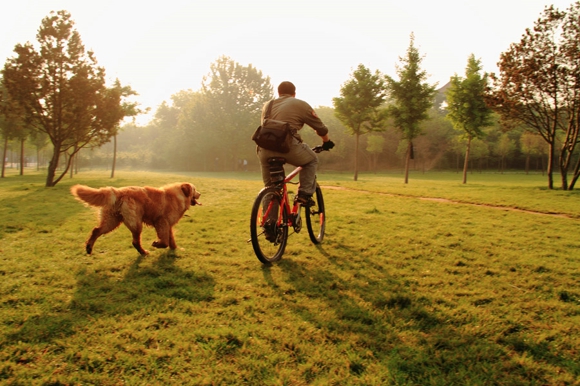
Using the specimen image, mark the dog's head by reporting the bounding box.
[181,183,201,206]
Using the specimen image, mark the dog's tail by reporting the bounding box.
[70,185,115,207]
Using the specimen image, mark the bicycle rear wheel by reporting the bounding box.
[305,184,326,244]
[250,187,288,264]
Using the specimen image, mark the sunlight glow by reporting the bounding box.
[1,0,574,125]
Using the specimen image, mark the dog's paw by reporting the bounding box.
[132,242,149,256]
[152,240,168,249]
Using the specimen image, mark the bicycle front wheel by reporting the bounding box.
[250,187,289,264]
[305,184,326,244]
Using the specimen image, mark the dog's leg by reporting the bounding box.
[151,240,168,249]
[86,227,100,254]
[152,219,171,249]
[86,211,121,254]
[168,228,177,250]
[131,227,149,256]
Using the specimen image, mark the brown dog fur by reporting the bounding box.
[71,183,201,255]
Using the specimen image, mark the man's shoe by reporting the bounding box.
[295,194,315,207]
[263,220,277,242]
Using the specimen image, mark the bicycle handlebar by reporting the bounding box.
[313,139,335,153]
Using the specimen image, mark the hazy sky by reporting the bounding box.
[0,0,575,124]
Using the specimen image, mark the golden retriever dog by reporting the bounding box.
[71,182,201,255]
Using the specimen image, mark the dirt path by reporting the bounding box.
[321,185,573,219]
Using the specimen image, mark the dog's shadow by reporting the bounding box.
[75,252,216,315]
[6,252,215,344]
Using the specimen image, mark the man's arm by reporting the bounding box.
[303,107,329,137]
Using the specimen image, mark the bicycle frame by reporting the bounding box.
[261,165,303,230]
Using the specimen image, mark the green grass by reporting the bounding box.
[1,169,579,385]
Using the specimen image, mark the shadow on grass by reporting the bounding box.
[261,242,576,384]
[6,251,215,344]
[0,182,87,240]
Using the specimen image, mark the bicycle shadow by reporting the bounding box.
[6,251,215,344]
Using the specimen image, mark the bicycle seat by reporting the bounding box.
[267,157,287,166]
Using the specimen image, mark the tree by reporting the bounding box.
[366,134,385,172]
[559,1,580,189]
[469,137,490,173]
[386,34,436,184]
[420,109,456,171]
[1,10,137,186]
[197,56,272,170]
[520,131,546,174]
[0,83,17,177]
[0,116,13,178]
[29,131,49,170]
[110,81,141,178]
[487,3,580,190]
[16,126,28,175]
[333,64,387,181]
[495,133,516,173]
[446,54,493,184]
[0,81,32,176]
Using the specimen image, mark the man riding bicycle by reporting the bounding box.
[256,81,335,205]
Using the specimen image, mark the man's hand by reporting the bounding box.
[322,140,335,151]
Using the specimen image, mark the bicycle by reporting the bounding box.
[249,146,328,264]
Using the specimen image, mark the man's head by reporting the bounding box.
[278,81,296,96]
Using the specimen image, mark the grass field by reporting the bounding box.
[0,168,579,385]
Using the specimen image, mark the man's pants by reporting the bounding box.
[257,138,318,196]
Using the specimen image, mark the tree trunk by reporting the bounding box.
[1,136,7,178]
[404,140,411,184]
[53,153,74,187]
[462,136,472,184]
[69,152,74,178]
[19,137,25,176]
[546,142,554,189]
[525,153,530,175]
[559,149,569,190]
[569,153,580,190]
[354,133,359,181]
[69,145,78,178]
[111,134,117,178]
[46,145,60,187]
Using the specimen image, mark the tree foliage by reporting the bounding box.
[1,10,137,186]
[366,134,385,172]
[386,33,436,183]
[487,3,580,190]
[100,58,272,173]
[197,56,272,170]
[520,132,546,174]
[333,64,387,181]
[495,133,516,173]
[446,54,493,184]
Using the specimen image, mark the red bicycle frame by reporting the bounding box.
[261,165,303,229]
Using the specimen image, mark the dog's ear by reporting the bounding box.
[181,183,193,198]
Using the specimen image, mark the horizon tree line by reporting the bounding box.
[2,3,580,189]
